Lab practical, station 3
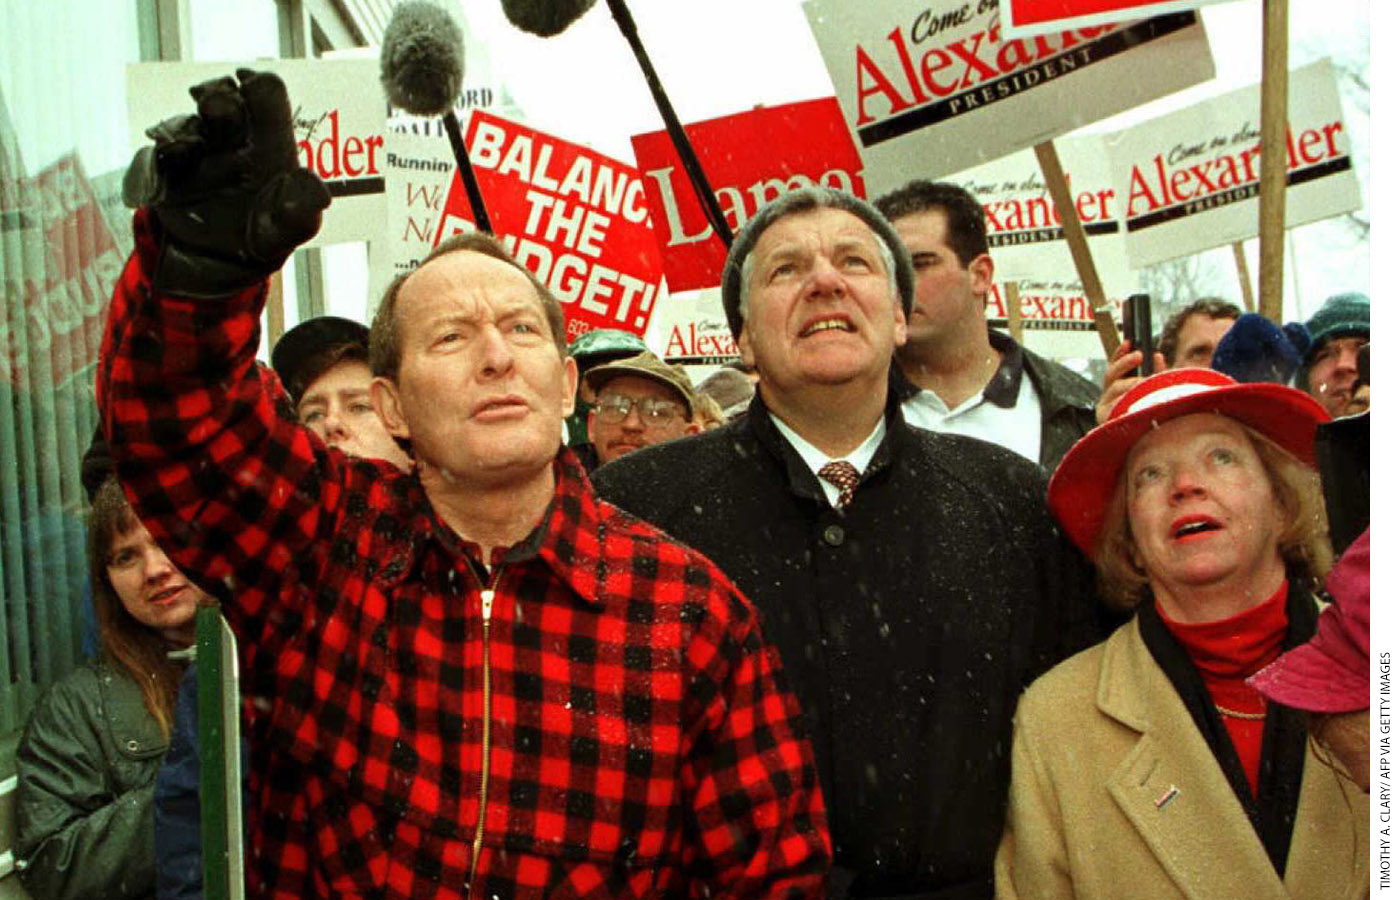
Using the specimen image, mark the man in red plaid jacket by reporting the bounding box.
[98,70,829,900]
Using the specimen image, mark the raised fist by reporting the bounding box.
[123,69,330,298]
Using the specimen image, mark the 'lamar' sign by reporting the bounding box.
[127,59,385,247]
[631,98,866,292]
[439,110,665,341]
[1105,59,1361,268]
[801,0,1214,190]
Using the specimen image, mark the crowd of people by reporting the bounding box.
[11,70,1371,900]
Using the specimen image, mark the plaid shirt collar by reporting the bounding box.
[376,446,608,610]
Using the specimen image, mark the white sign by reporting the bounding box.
[943,134,1134,287]
[375,131,456,305]
[989,278,1137,359]
[801,0,1215,190]
[1105,59,1361,268]
[645,287,741,366]
[127,59,386,248]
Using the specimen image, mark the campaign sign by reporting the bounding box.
[2,154,124,387]
[644,287,742,366]
[1105,59,1361,268]
[998,0,1229,38]
[943,134,1133,286]
[988,279,1135,359]
[438,110,665,341]
[377,131,457,302]
[127,58,385,248]
[801,0,1214,190]
[630,98,866,292]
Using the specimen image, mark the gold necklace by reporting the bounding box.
[1214,702,1267,721]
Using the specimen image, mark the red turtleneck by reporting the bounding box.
[1158,580,1289,795]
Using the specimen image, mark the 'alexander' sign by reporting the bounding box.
[127,59,385,248]
[800,0,1214,190]
[943,134,1134,287]
[1104,59,1361,268]
[631,98,866,293]
[438,110,666,341]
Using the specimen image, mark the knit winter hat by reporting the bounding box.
[1210,313,1302,384]
[719,186,915,342]
[1301,292,1369,366]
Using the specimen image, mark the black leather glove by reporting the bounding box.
[123,68,330,299]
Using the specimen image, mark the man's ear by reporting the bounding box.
[738,326,756,369]
[561,355,579,418]
[370,376,410,441]
[969,252,995,297]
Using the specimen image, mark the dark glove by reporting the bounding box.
[123,69,330,298]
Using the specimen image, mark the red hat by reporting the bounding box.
[1048,368,1330,556]
[1248,529,1369,713]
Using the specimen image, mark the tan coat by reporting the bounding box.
[996,619,1367,900]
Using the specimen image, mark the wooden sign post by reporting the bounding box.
[1257,0,1289,323]
[1032,141,1120,358]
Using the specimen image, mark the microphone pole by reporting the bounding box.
[442,109,493,235]
[602,0,733,247]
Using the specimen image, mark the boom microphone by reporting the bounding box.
[497,0,733,247]
[499,0,598,38]
[380,1,493,232]
[381,2,465,117]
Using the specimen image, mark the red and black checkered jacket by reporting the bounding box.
[98,210,830,900]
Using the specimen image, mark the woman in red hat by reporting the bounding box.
[995,368,1366,900]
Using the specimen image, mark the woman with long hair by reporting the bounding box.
[15,474,207,900]
[996,369,1366,900]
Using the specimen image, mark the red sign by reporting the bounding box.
[2,154,123,387]
[999,0,1221,36]
[630,98,866,293]
[437,111,665,342]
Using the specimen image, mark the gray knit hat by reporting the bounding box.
[719,186,915,342]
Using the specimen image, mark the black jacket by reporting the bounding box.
[16,659,168,900]
[1017,341,1098,470]
[592,380,1105,900]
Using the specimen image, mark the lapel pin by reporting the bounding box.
[1154,785,1180,809]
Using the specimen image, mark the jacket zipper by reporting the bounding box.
[468,568,504,892]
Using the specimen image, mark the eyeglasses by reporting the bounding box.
[594,394,684,426]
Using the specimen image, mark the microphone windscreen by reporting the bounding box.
[500,0,598,37]
[380,1,466,117]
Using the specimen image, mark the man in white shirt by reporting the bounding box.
[874,181,1097,470]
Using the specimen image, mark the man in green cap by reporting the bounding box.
[584,350,700,465]
[1298,292,1369,417]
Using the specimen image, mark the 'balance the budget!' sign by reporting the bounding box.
[127,59,384,248]
[1105,59,1361,268]
[438,110,665,341]
[801,0,1214,190]
[631,98,866,292]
